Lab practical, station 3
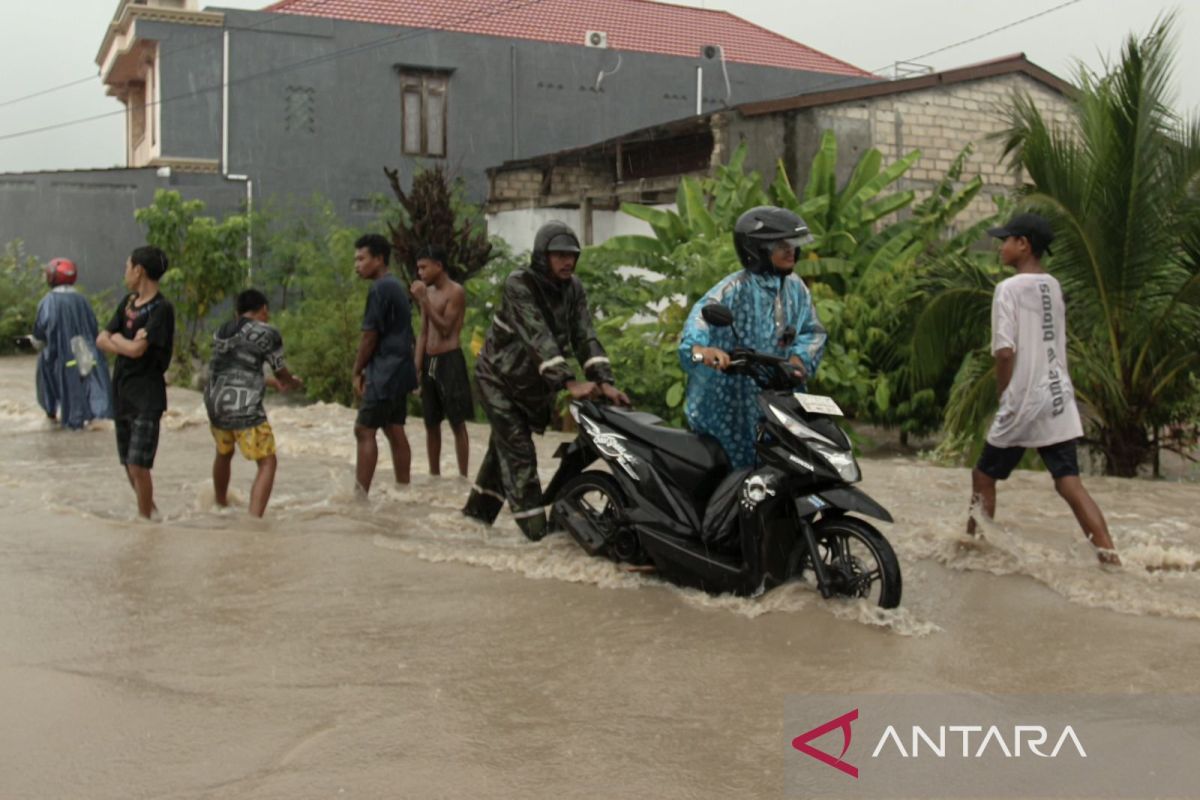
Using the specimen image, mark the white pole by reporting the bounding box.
[245,178,253,272]
[226,174,252,279]
[222,29,230,173]
[696,66,702,115]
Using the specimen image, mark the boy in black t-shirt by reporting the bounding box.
[204,289,302,517]
[97,246,175,519]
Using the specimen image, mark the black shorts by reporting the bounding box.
[356,393,408,429]
[421,348,475,427]
[976,439,1080,481]
[116,414,162,469]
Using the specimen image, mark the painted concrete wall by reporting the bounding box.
[0,168,240,292]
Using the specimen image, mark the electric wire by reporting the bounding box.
[0,76,99,109]
[0,0,348,110]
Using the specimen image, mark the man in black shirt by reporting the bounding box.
[97,245,175,519]
[352,234,417,496]
[205,289,302,517]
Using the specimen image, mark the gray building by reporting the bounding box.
[1,0,875,290]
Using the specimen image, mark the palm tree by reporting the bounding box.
[915,15,1200,476]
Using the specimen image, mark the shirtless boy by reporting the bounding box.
[412,244,473,478]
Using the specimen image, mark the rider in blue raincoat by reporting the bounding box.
[31,258,113,429]
[678,207,826,468]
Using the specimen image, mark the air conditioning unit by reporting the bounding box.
[700,44,723,60]
[585,30,609,49]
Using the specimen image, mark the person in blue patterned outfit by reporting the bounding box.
[678,206,827,469]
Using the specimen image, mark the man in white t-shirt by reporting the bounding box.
[968,213,1120,566]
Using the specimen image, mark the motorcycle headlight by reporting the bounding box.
[769,405,836,446]
[810,442,860,483]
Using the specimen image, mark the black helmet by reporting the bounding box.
[733,206,814,273]
[531,220,582,278]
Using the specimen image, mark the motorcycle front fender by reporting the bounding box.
[817,486,894,524]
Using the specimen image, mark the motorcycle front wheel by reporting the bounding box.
[803,516,902,609]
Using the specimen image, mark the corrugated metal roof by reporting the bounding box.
[264,0,872,77]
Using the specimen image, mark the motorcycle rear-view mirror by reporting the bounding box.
[701,304,734,328]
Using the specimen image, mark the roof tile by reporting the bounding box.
[263,0,872,76]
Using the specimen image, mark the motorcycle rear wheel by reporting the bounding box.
[804,516,902,609]
[553,471,642,563]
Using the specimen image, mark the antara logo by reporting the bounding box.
[793,709,1087,779]
[792,709,859,779]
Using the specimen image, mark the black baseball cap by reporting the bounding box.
[987,212,1054,255]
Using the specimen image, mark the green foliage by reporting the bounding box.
[780,135,989,436]
[384,165,492,286]
[0,241,114,356]
[251,194,338,312]
[0,241,44,355]
[264,201,371,407]
[135,189,250,382]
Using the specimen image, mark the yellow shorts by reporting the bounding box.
[211,422,276,461]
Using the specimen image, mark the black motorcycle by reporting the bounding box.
[545,304,902,608]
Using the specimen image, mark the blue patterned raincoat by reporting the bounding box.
[678,270,826,468]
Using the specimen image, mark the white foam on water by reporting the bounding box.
[825,598,944,637]
[367,510,943,635]
[373,529,652,592]
[895,510,1200,621]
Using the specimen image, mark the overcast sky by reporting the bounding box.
[1,0,1196,172]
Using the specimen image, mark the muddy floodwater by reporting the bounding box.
[1,354,1198,798]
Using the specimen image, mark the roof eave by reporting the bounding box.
[737,54,1074,117]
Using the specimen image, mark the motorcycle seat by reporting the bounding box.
[597,407,730,475]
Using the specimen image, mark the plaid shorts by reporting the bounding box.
[116,415,162,469]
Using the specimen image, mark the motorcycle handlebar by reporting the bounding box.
[726,348,805,389]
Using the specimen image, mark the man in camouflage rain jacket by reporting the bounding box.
[463,221,629,540]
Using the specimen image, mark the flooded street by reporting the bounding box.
[2,354,1199,799]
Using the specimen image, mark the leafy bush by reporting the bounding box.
[136,190,250,383]
[1,241,115,356]
[0,241,44,355]
[269,204,370,408]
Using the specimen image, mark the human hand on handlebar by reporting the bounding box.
[599,383,631,407]
[566,380,600,400]
[787,355,808,382]
[692,346,731,371]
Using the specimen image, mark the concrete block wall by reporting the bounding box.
[813,74,1075,227]
[491,169,544,201]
